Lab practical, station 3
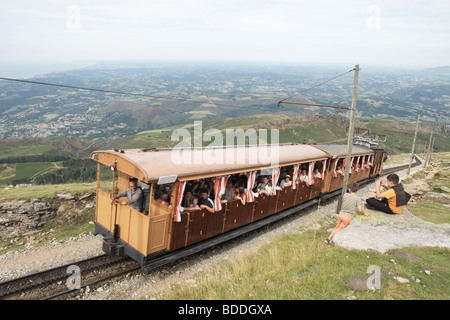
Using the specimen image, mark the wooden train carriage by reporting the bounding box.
[313,144,382,193]
[91,144,331,266]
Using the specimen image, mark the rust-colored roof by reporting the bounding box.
[91,144,330,182]
[313,144,374,158]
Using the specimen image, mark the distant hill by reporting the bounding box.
[0,137,97,160]
[100,113,450,155]
[1,62,449,140]
[1,113,448,186]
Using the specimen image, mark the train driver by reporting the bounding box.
[110,180,144,212]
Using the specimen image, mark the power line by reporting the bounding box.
[279,68,355,103]
[0,67,356,111]
[0,76,243,109]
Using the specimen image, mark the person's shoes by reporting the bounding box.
[325,238,331,245]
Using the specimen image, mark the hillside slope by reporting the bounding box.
[101,114,450,155]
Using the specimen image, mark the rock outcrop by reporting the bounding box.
[0,192,94,238]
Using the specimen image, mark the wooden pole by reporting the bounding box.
[424,132,433,168]
[428,136,435,166]
[407,115,420,176]
[336,64,359,214]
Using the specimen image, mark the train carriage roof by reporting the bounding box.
[91,144,330,183]
[313,144,374,158]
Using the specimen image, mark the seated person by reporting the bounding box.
[110,179,144,212]
[190,197,200,209]
[299,169,311,186]
[336,164,343,175]
[157,193,170,207]
[233,187,247,205]
[313,169,322,179]
[366,174,410,214]
[198,189,215,213]
[280,175,292,188]
[190,180,201,197]
[221,181,234,203]
[257,176,272,196]
[182,197,201,212]
[183,190,194,207]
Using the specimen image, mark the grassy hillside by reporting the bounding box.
[1,114,448,186]
[102,114,449,154]
[163,228,450,300]
[0,137,98,159]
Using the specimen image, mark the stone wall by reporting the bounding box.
[0,192,95,238]
[0,200,52,238]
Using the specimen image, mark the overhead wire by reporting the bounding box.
[0,76,241,108]
[278,68,355,104]
[0,67,356,111]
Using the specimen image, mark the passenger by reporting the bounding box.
[189,198,200,210]
[280,175,292,188]
[191,180,200,195]
[234,187,247,205]
[365,174,411,214]
[299,169,311,186]
[313,169,322,179]
[232,186,240,200]
[183,190,194,207]
[336,164,342,175]
[110,180,144,212]
[221,181,234,202]
[257,176,271,196]
[157,193,170,207]
[198,190,215,213]
[325,182,370,244]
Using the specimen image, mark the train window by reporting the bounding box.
[99,163,118,194]
[153,183,173,207]
[137,180,151,214]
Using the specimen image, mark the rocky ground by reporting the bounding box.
[334,159,450,252]
[0,155,448,299]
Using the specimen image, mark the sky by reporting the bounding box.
[0,0,449,69]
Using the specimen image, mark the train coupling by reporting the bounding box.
[102,236,126,257]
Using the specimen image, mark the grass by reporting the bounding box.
[402,154,450,224]
[408,202,450,224]
[0,162,60,185]
[163,228,450,300]
[0,145,57,159]
[0,182,96,200]
[42,206,95,241]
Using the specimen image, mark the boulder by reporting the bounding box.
[55,192,75,200]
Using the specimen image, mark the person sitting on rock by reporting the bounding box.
[366,174,411,214]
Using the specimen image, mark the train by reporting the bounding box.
[90,143,386,273]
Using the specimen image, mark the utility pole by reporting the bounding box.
[427,136,435,166]
[424,132,433,168]
[407,115,420,176]
[336,64,359,214]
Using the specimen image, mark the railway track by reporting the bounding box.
[0,254,139,300]
[0,156,422,300]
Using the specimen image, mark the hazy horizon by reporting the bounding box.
[1,1,449,71]
[1,59,446,79]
